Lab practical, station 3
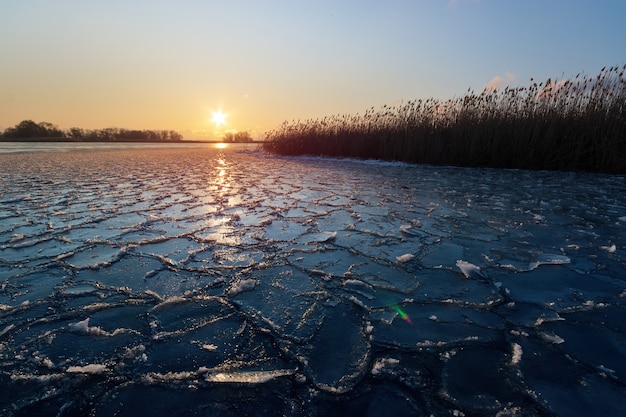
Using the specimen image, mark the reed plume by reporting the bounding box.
[263,65,626,173]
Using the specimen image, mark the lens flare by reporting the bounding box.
[391,304,411,323]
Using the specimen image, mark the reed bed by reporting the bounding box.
[263,65,626,173]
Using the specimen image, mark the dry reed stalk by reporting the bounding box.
[263,65,626,173]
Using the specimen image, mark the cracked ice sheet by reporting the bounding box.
[1,145,626,417]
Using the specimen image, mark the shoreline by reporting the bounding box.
[0,138,265,144]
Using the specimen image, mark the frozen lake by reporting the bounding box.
[1,144,625,416]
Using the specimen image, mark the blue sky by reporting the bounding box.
[1,0,624,139]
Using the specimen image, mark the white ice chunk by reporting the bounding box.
[532,213,546,222]
[68,318,92,333]
[152,296,187,311]
[205,369,294,383]
[201,344,218,351]
[67,317,130,337]
[455,260,484,279]
[66,364,107,374]
[0,324,15,337]
[316,231,337,243]
[122,345,147,362]
[537,253,571,264]
[399,224,420,236]
[342,279,373,290]
[301,230,338,244]
[342,279,375,300]
[510,343,523,366]
[396,253,414,263]
[145,214,161,223]
[534,314,565,326]
[500,253,572,272]
[226,278,258,296]
[371,357,400,376]
[347,295,365,308]
[528,253,570,270]
[144,289,164,302]
[600,244,616,253]
[539,332,565,344]
[597,365,617,377]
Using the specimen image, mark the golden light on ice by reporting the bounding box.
[211,111,227,127]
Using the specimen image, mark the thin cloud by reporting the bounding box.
[536,79,570,99]
[483,72,516,92]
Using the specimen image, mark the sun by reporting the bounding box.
[211,110,227,127]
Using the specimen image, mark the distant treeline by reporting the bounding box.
[1,120,183,142]
[263,65,626,174]
[223,131,254,142]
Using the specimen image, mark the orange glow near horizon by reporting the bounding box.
[1,3,621,143]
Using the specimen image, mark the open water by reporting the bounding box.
[1,143,625,416]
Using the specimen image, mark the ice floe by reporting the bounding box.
[1,145,625,417]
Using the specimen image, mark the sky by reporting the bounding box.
[1,0,624,140]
